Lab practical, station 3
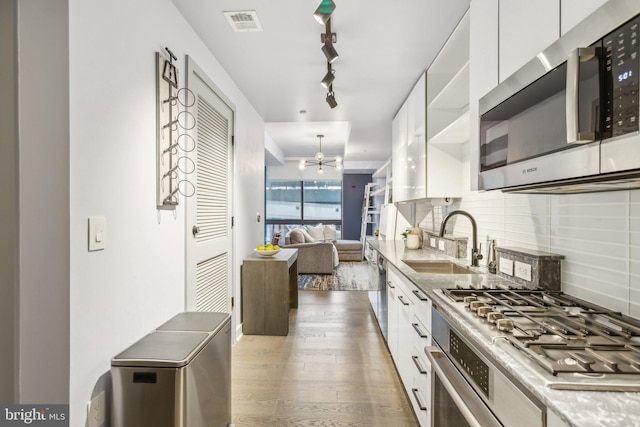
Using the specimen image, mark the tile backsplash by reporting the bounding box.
[412,157,640,318]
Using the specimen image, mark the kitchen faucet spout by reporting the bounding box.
[439,210,483,267]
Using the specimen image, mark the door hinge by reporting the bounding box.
[231,216,234,228]
[231,297,235,309]
[231,135,235,146]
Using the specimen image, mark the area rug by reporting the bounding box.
[298,262,377,291]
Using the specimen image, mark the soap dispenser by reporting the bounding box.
[487,239,497,274]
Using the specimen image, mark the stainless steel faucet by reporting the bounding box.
[439,210,483,267]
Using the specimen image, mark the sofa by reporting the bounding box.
[283,241,335,274]
[334,240,363,261]
[282,226,340,274]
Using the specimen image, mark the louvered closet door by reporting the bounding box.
[186,61,234,313]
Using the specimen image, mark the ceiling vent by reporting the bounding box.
[223,10,263,32]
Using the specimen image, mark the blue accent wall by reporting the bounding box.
[342,174,372,240]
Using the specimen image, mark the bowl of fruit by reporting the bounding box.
[254,243,281,257]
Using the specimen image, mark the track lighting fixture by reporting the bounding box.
[321,63,335,88]
[322,43,339,64]
[313,0,336,26]
[321,19,339,64]
[326,85,338,109]
[314,4,339,109]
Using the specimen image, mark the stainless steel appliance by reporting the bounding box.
[430,285,640,426]
[429,308,545,427]
[111,312,231,427]
[440,288,640,391]
[479,1,640,193]
[368,251,388,339]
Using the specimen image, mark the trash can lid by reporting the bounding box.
[111,331,210,368]
[157,312,230,333]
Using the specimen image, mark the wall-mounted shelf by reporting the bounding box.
[428,108,470,145]
[428,61,470,111]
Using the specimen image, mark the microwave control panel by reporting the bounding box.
[604,16,639,137]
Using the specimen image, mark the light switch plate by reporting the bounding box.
[515,261,532,282]
[499,258,513,276]
[430,237,436,248]
[88,217,107,251]
[438,240,445,251]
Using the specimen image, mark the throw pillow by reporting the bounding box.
[306,223,325,241]
[289,229,305,244]
[323,224,337,242]
[298,228,315,243]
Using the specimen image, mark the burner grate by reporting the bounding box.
[444,287,640,375]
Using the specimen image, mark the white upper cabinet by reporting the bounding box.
[560,0,608,35]
[469,0,499,101]
[469,0,499,191]
[498,0,560,82]
[392,101,409,202]
[393,11,469,202]
[407,74,426,200]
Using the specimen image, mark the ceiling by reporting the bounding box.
[172,0,470,171]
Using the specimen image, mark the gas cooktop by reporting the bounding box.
[441,287,640,391]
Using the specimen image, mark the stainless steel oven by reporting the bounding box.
[479,1,640,193]
[429,308,545,427]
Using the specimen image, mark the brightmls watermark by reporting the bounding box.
[1,405,68,426]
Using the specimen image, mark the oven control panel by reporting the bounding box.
[450,330,489,397]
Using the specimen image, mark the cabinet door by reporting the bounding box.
[397,284,414,385]
[499,0,559,82]
[470,0,499,101]
[392,103,409,202]
[469,0,499,192]
[560,0,607,35]
[407,74,427,200]
[386,274,399,360]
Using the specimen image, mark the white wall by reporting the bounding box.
[69,0,264,424]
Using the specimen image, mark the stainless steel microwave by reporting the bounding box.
[478,1,639,193]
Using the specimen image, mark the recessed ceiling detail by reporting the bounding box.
[223,10,263,32]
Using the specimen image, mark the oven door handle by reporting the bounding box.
[425,346,502,427]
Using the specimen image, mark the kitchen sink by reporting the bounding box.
[402,260,475,275]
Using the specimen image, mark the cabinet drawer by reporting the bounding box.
[408,286,432,331]
[410,375,431,427]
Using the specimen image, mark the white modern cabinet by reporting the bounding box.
[392,10,469,201]
[498,0,559,83]
[386,271,399,360]
[425,11,470,198]
[469,0,499,191]
[560,0,608,35]
[387,265,433,427]
[392,102,409,202]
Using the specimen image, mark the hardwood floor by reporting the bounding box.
[232,290,419,427]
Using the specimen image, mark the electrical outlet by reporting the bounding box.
[430,237,436,248]
[515,261,532,282]
[499,258,513,276]
[87,391,106,427]
[438,240,445,251]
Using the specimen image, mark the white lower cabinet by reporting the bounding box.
[397,285,414,382]
[387,265,432,426]
[387,273,399,360]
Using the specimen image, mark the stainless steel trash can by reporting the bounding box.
[111,312,231,427]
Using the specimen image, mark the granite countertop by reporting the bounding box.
[368,239,640,427]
